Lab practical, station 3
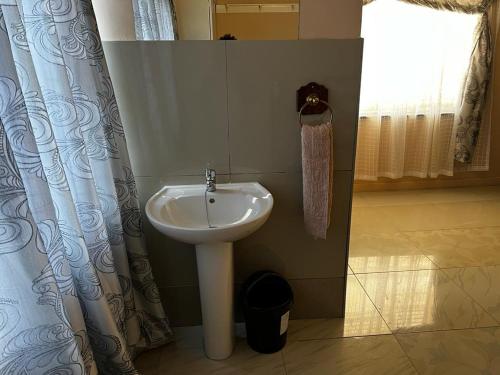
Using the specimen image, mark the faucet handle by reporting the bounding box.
[205,168,216,180]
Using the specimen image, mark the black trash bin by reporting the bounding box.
[242,271,294,354]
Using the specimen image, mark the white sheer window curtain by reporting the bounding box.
[355,0,483,180]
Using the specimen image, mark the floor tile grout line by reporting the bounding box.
[350,225,500,237]
[351,268,441,276]
[391,224,500,234]
[350,269,500,334]
[354,191,500,203]
[438,264,500,271]
[350,227,500,270]
[351,268,500,329]
[292,332,393,343]
[291,332,397,344]
[346,189,500,373]
[422,253,440,269]
[345,268,500,372]
[280,351,289,375]
[351,224,500,238]
[392,332,422,375]
[351,272,393,336]
[351,266,438,275]
[393,324,500,336]
[351,262,500,280]
[350,259,500,273]
[351,198,500,209]
[350,263,500,275]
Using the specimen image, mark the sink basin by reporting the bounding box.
[146,183,273,244]
[145,182,273,360]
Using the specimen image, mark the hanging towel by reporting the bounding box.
[301,122,334,239]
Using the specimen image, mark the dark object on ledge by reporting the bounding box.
[241,271,294,354]
[297,82,329,115]
[219,34,237,40]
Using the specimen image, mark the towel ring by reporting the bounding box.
[298,94,334,128]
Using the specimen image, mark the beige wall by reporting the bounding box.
[215,13,299,40]
[92,0,136,41]
[91,0,364,41]
[215,0,364,40]
[214,0,299,40]
[174,0,213,40]
[299,0,362,39]
[218,0,297,3]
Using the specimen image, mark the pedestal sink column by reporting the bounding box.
[195,242,234,360]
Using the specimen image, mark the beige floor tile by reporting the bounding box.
[352,204,427,234]
[138,187,500,374]
[439,201,480,230]
[350,207,400,234]
[351,194,367,208]
[134,326,206,373]
[445,266,500,323]
[135,326,285,375]
[353,186,500,208]
[424,201,500,230]
[288,276,390,340]
[356,270,496,333]
[396,327,500,375]
[134,347,164,375]
[154,338,285,375]
[405,227,500,268]
[283,335,417,375]
[351,201,500,234]
[172,325,205,349]
[350,255,437,274]
[349,233,437,273]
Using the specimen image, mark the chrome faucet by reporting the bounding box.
[205,168,216,192]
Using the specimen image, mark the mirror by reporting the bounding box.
[174,0,300,40]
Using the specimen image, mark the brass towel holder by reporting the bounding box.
[297,82,334,127]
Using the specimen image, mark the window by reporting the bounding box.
[355,1,486,180]
[359,0,481,116]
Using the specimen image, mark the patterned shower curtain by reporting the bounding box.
[0,0,172,374]
[132,0,177,40]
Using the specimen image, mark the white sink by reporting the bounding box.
[145,182,273,360]
[146,183,273,244]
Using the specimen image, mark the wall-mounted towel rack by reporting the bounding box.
[297,82,334,127]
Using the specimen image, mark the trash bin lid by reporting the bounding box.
[243,271,293,311]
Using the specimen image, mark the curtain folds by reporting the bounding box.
[356,115,458,180]
[132,0,178,40]
[363,0,492,13]
[360,0,494,166]
[455,13,492,162]
[0,0,172,373]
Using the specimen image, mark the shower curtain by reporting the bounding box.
[132,0,177,40]
[0,0,172,373]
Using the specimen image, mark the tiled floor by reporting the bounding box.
[135,185,500,374]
